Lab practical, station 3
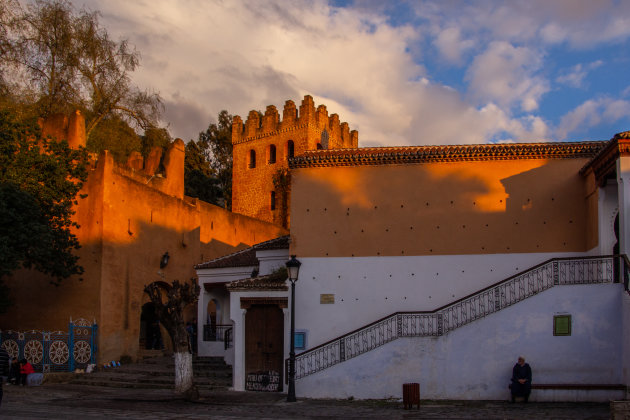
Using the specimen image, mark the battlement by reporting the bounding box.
[231,95,358,148]
[42,111,186,200]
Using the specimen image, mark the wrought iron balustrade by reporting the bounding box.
[203,324,232,343]
[292,255,621,380]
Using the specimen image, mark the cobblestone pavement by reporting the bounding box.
[1,384,611,419]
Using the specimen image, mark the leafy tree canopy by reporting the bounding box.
[186,110,232,208]
[1,0,166,163]
[0,108,89,312]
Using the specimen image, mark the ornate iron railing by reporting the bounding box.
[203,324,231,341]
[292,255,622,380]
[0,318,98,373]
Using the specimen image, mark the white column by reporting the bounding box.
[197,288,207,356]
[231,307,247,391]
[617,157,630,256]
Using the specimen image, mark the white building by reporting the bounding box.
[197,132,630,401]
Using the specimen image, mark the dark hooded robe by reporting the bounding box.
[511,362,532,398]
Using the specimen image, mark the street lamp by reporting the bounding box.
[286,255,301,402]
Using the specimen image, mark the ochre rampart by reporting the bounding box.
[231,95,359,226]
[0,113,286,362]
[290,154,596,257]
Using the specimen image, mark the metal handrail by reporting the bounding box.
[290,255,623,380]
[203,324,232,342]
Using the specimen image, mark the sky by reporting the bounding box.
[78,0,630,147]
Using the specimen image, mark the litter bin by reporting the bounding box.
[403,382,420,409]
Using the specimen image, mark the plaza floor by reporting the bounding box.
[0,383,611,419]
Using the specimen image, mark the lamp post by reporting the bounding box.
[286,255,301,402]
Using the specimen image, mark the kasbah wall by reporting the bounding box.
[289,151,599,257]
[231,95,358,227]
[0,111,286,362]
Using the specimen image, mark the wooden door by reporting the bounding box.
[245,304,284,391]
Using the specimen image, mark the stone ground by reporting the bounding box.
[0,383,611,419]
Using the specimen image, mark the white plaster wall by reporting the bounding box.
[294,252,587,348]
[598,182,619,256]
[257,249,289,275]
[297,283,623,401]
[622,291,630,389]
[196,266,255,357]
[617,156,630,256]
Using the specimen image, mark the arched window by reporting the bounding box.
[249,149,256,168]
[268,145,276,164]
[270,191,276,211]
[287,140,295,159]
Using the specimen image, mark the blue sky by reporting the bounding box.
[83,0,630,146]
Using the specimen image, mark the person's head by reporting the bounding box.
[518,356,525,366]
[11,357,17,363]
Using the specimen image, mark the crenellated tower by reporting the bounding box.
[231,95,359,227]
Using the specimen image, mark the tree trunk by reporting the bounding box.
[174,351,197,399]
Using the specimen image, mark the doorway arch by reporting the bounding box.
[140,302,163,350]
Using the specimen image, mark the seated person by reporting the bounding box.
[19,359,34,386]
[510,356,532,403]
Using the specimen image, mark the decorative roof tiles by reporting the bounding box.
[288,141,607,169]
[226,274,288,291]
[580,133,630,184]
[194,235,290,269]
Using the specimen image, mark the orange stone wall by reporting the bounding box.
[231,95,358,225]
[290,158,596,257]
[0,114,286,362]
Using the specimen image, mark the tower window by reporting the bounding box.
[268,145,276,164]
[270,191,276,210]
[287,140,295,159]
[249,150,256,168]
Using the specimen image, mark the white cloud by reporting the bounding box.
[76,0,553,146]
[434,27,474,64]
[74,0,628,146]
[414,0,630,48]
[556,61,603,88]
[556,98,630,140]
[466,42,548,112]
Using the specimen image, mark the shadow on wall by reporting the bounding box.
[292,159,590,257]
[0,216,275,363]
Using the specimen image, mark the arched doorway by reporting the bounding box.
[139,302,163,350]
[207,300,217,326]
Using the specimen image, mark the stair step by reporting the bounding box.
[71,354,233,390]
[70,378,229,390]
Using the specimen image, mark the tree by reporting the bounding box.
[0,0,20,96]
[0,108,89,312]
[144,278,200,399]
[195,110,233,208]
[86,114,141,162]
[184,139,221,204]
[9,0,163,142]
[141,126,171,159]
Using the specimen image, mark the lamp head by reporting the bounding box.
[285,255,301,283]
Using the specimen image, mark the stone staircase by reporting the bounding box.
[70,356,232,390]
